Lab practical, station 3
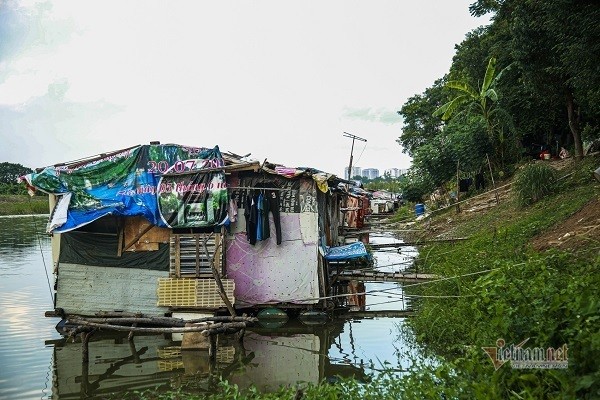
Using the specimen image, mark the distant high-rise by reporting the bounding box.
[344,166,362,180]
[384,168,407,178]
[362,168,379,180]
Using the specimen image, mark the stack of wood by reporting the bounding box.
[62,315,257,340]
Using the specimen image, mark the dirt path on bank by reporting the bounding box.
[398,157,600,254]
[530,196,600,252]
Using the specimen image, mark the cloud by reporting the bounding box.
[342,106,402,125]
[0,0,76,103]
[0,81,124,167]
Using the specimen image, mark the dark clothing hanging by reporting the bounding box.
[265,190,282,245]
[245,189,282,246]
[244,194,257,245]
[475,173,485,190]
[256,193,264,241]
[459,178,473,193]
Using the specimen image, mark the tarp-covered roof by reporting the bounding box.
[20,143,350,233]
[21,144,234,232]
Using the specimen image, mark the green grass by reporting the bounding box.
[389,204,415,222]
[402,166,600,399]
[512,162,558,207]
[0,195,49,215]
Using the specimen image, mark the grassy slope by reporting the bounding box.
[402,158,600,399]
[0,195,49,215]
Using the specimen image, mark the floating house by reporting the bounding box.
[22,143,370,319]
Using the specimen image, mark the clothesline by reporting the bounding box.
[227,186,296,192]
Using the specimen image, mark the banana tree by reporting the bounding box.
[433,57,514,167]
[433,57,505,134]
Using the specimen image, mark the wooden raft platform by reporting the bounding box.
[335,270,437,283]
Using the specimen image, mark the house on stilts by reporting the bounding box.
[21,142,371,322]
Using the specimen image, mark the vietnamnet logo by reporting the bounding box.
[482,338,569,370]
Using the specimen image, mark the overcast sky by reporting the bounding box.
[0,1,489,177]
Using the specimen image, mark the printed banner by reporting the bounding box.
[158,165,228,228]
[22,144,228,232]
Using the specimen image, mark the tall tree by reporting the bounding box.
[0,162,32,184]
[396,79,446,156]
[470,0,600,159]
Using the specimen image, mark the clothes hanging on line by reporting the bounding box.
[459,178,473,193]
[475,173,485,190]
[244,189,282,245]
[244,195,257,245]
[265,189,282,245]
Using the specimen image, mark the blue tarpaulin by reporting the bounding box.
[324,241,368,261]
[21,144,229,233]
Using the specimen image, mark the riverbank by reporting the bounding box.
[0,195,48,216]
[400,156,600,399]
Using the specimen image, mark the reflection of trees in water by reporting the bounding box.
[0,216,48,253]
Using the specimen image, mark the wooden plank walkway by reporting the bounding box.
[339,309,415,319]
[335,270,437,283]
[369,237,468,250]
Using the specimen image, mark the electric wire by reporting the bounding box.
[287,266,505,303]
[354,141,368,166]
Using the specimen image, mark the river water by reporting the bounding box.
[0,215,418,399]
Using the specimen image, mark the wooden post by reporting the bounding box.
[203,235,236,317]
[128,323,136,341]
[486,154,499,205]
[195,234,201,277]
[220,226,226,276]
[116,218,124,257]
[81,330,95,364]
[209,334,217,364]
[80,329,95,398]
[456,160,461,213]
[174,235,181,278]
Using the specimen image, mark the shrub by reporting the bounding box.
[512,162,558,207]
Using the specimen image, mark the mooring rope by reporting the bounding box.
[28,197,54,305]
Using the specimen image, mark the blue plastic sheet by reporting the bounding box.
[324,241,368,261]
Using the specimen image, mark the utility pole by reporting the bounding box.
[340,132,367,241]
[343,132,367,180]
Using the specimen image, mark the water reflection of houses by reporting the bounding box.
[20,143,372,321]
[49,321,368,398]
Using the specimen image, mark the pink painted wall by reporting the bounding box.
[225,213,320,306]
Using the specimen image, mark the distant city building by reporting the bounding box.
[362,168,379,180]
[384,168,407,178]
[345,166,406,180]
[345,166,362,180]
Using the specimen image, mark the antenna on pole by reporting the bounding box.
[343,132,367,180]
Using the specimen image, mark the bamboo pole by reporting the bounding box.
[80,316,256,326]
[456,160,461,213]
[486,153,499,205]
[66,318,250,334]
[428,181,513,215]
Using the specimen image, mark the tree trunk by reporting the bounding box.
[566,90,583,159]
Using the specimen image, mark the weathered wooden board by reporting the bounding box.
[169,233,222,277]
[56,263,168,316]
[124,216,170,252]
